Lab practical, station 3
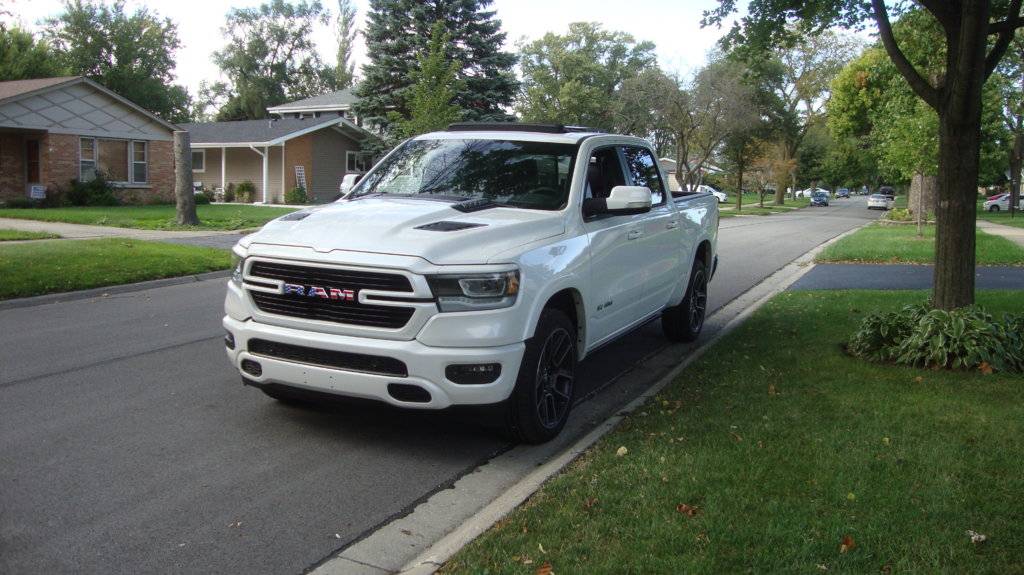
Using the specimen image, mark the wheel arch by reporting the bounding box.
[533,288,586,361]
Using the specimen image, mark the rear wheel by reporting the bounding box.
[662,258,708,342]
[504,309,577,444]
[989,205,1001,212]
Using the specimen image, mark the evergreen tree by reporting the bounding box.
[0,25,69,81]
[334,0,357,89]
[389,22,463,138]
[355,0,516,136]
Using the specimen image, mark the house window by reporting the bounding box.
[98,139,129,182]
[80,137,97,181]
[132,141,148,184]
[191,149,205,173]
[346,151,373,173]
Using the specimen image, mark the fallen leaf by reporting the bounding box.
[538,542,546,554]
[400,529,412,536]
[583,497,598,510]
[913,376,924,383]
[768,384,778,395]
[978,362,994,375]
[847,492,856,501]
[615,446,628,457]
[881,564,892,574]
[840,535,855,553]
[535,561,553,575]
[676,503,700,517]
[729,432,743,442]
[882,437,890,446]
[817,564,828,571]
[966,530,987,544]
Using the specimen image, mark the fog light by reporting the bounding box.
[445,363,501,385]
[241,359,262,377]
[224,332,236,350]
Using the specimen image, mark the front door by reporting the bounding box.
[25,139,41,190]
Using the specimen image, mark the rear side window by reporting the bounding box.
[621,146,665,205]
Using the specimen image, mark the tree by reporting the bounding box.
[388,23,463,137]
[211,0,333,121]
[706,0,1024,310]
[615,68,677,156]
[517,22,657,129]
[994,32,1024,218]
[44,0,191,123]
[334,0,358,89]
[355,0,517,136]
[0,26,68,81]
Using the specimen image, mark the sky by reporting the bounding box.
[3,0,744,97]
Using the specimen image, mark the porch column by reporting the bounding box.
[262,146,269,203]
[220,146,226,191]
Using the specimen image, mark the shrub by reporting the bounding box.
[224,182,236,203]
[66,172,119,206]
[848,303,1024,373]
[887,208,913,221]
[194,192,211,205]
[3,197,37,208]
[235,181,255,203]
[285,186,308,205]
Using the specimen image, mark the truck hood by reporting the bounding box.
[246,197,566,265]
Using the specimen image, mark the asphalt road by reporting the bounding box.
[0,197,876,574]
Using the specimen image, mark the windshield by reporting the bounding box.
[812,192,827,199]
[349,138,577,211]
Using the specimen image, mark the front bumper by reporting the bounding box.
[223,316,525,409]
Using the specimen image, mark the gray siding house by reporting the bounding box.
[183,90,374,204]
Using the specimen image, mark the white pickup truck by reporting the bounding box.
[224,124,719,443]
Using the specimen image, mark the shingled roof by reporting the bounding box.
[266,89,359,115]
[182,115,371,146]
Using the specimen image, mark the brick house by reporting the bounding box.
[183,89,375,204]
[0,76,180,204]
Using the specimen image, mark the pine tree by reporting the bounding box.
[355,0,516,137]
[334,0,357,88]
[389,22,463,138]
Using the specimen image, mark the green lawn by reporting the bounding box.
[444,290,1024,574]
[0,204,295,231]
[978,208,1024,229]
[0,229,59,241]
[0,238,231,299]
[720,196,810,218]
[817,223,1024,265]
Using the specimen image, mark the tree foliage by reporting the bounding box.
[355,0,517,136]
[388,23,464,138]
[0,25,68,81]
[44,0,191,123]
[334,0,358,89]
[517,22,657,129]
[209,0,333,121]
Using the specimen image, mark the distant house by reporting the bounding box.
[0,76,179,204]
[183,89,375,204]
[658,157,724,192]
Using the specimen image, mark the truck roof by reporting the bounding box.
[415,123,634,145]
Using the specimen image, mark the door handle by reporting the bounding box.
[666,220,679,229]
[627,229,643,240]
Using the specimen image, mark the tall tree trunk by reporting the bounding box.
[174,131,200,226]
[933,102,982,310]
[736,161,744,212]
[1011,130,1022,218]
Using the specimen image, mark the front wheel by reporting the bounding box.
[989,205,1001,212]
[662,259,709,342]
[504,309,577,444]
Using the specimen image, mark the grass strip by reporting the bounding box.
[0,229,60,241]
[444,290,1024,574]
[0,204,295,231]
[816,223,1024,265]
[0,238,230,299]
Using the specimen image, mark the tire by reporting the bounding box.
[989,205,1000,212]
[662,258,709,343]
[504,309,577,444]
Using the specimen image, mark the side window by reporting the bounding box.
[583,147,627,201]
[622,146,665,205]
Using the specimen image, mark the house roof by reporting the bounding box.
[0,76,180,133]
[182,115,371,147]
[266,89,359,115]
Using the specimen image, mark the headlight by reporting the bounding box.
[427,270,519,312]
[230,252,245,285]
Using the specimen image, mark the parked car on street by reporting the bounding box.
[797,187,830,198]
[836,188,850,198]
[810,191,830,206]
[686,184,727,203]
[878,185,896,198]
[223,123,721,443]
[984,193,1024,212]
[867,193,894,210]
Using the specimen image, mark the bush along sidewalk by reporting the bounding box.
[443,290,1024,574]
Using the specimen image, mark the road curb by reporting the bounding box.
[0,270,231,311]
[311,222,869,575]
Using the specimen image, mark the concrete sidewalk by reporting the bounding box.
[791,263,1024,291]
[977,219,1024,248]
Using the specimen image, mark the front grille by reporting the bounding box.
[249,261,413,292]
[248,260,417,328]
[248,338,408,377]
[250,292,415,329]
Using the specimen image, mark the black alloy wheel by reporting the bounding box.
[505,309,577,443]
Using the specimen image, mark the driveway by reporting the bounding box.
[0,199,876,574]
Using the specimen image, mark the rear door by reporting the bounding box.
[583,146,648,346]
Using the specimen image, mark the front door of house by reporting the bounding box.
[25,139,40,190]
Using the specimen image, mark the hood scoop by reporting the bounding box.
[415,221,487,232]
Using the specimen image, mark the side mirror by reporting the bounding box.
[339,173,362,196]
[583,186,653,217]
